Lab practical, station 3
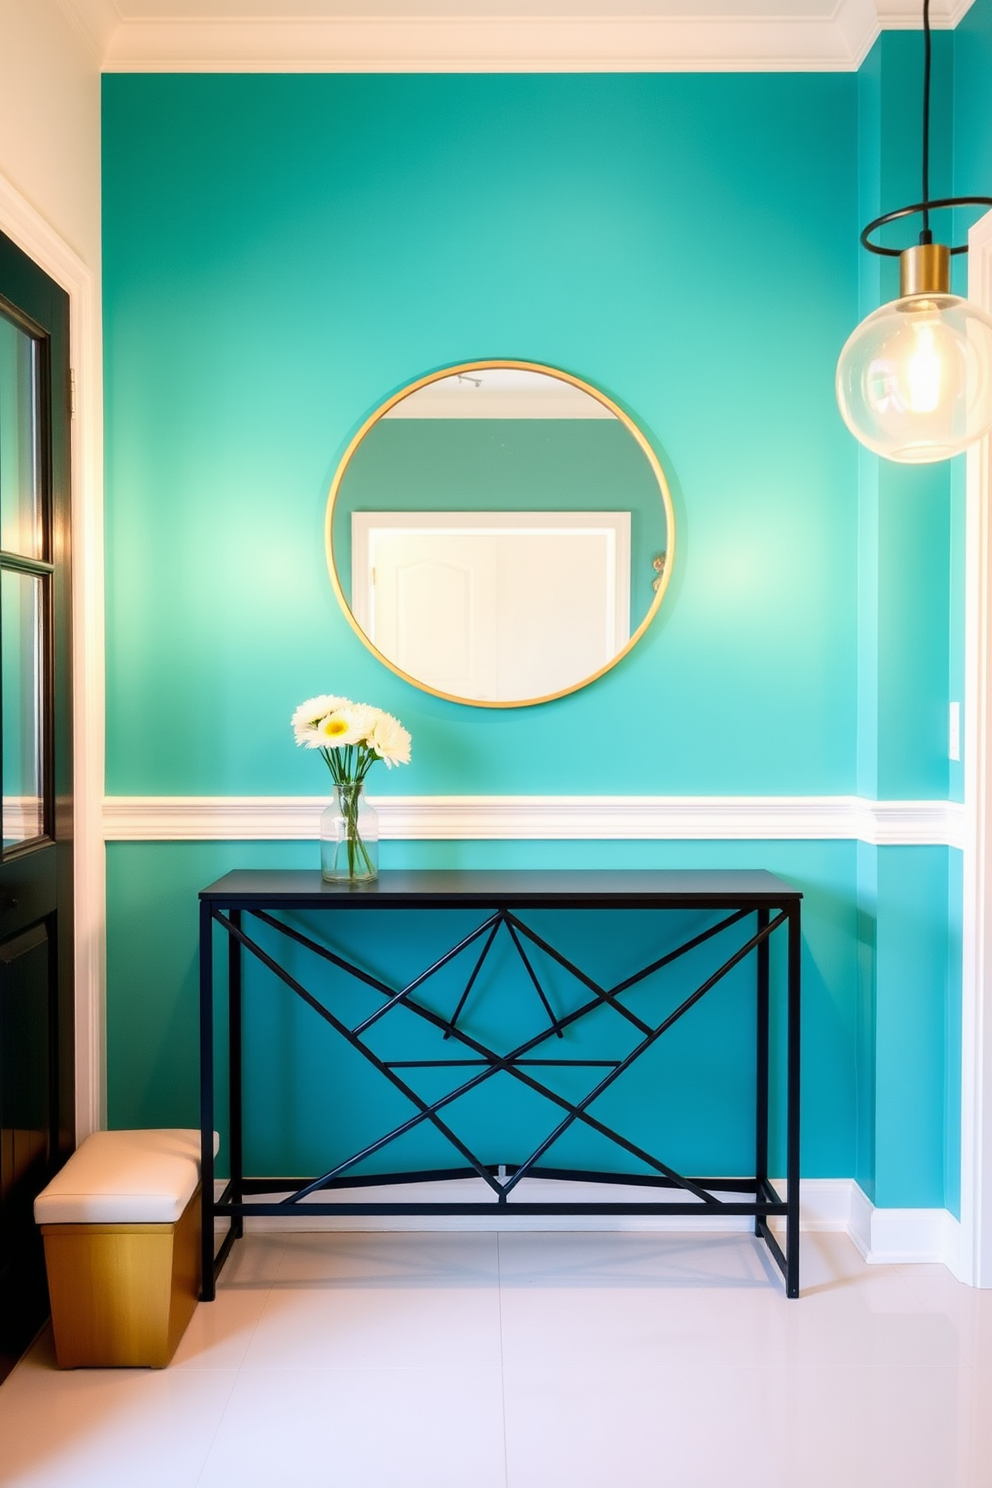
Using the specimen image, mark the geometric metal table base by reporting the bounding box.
[199,870,802,1297]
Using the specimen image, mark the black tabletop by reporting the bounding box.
[200,869,801,908]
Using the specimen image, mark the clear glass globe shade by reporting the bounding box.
[835,293,992,463]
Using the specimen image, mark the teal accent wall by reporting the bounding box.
[101,52,977,1207]
[103,73,860,799]
[848,32,965,1213]
[856,32,954,806]
[873,846,951,1209]
[954,0,992,198]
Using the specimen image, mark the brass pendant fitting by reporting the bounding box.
[900,243,951,297]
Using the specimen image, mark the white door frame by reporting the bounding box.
[0,168,106,1142]
[960,207,992,1285]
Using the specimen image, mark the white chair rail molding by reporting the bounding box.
[101,793,966,846]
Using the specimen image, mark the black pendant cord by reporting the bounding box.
[859,0,992,258]
[921,0,931,240]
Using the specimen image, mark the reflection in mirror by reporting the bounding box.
[0,312,43,561]
[1,570,44,847]
[328,364,673,706]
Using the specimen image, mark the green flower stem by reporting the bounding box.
[321,748,376,880]
[339,780,374,878]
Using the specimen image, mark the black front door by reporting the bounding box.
[0,228,73,1382]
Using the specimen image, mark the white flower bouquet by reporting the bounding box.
[292,694,411,882]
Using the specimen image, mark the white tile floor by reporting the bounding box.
[2,1228,992,1487]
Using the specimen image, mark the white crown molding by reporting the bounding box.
[54,0,122,64]
[102,793,966,846]
[66,0,972,75]
[874,0,973,25]
[0,168,106,1145]
[98,15,873,72]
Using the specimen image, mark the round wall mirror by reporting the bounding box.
[325,360,675,707]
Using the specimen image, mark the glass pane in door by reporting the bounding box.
[0,312,43,560]
[1,571,44,848]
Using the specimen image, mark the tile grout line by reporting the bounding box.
[496,1231,511,1488]
[188,1356,241,1488]
[191,1235,288,1487]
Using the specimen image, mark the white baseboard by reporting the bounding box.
[848,1187,964,1271]
[216,1175,959,1269]
[780,1180,962,1270]
[848,1179,874,1258]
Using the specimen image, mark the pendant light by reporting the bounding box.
[835,0,992,464]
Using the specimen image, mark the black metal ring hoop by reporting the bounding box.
[861,196,992,257]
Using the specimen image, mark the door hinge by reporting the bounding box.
[69,368,76,420]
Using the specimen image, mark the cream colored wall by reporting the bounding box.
[0,0,100,270]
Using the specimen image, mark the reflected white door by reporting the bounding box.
[353,511,630,702]
[373,531,499,700]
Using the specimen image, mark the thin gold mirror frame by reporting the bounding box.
[324,359,677,709]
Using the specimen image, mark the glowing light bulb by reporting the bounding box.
[905,321,942,413]
[837,292,992,462]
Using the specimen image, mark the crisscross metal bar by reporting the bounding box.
[228,910,717,1203]
[237,903,780,1203]
[301,1040,719,1206]
[249,904,651,1061]
[250,906,395,997]
[506,904,753,1009]
[501,909,788,1195]
[275,985,718,1206]
[250,905,498,1041]
[504,917,564,1036]
[245,906,609,1065]
[225,907,774,1208]
[444,915,503,1038]
[350,911,503,1037]
[386,1059,620,1068]
[216,910,504,1199]
[503,910,652,1036]
[608,907,754,995]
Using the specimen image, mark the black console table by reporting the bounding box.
[199,869,802,1297]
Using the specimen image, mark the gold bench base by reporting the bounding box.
[41,1184,201,1368]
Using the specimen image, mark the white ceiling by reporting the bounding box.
[384,369,616,419]
[56,0,973,71]
[74,0,857,15]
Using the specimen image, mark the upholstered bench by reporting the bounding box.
[34,1129,216,1368]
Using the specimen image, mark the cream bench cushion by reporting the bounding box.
[34,1129,219,1226]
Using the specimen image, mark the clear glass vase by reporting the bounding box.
[320,782,379,883]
